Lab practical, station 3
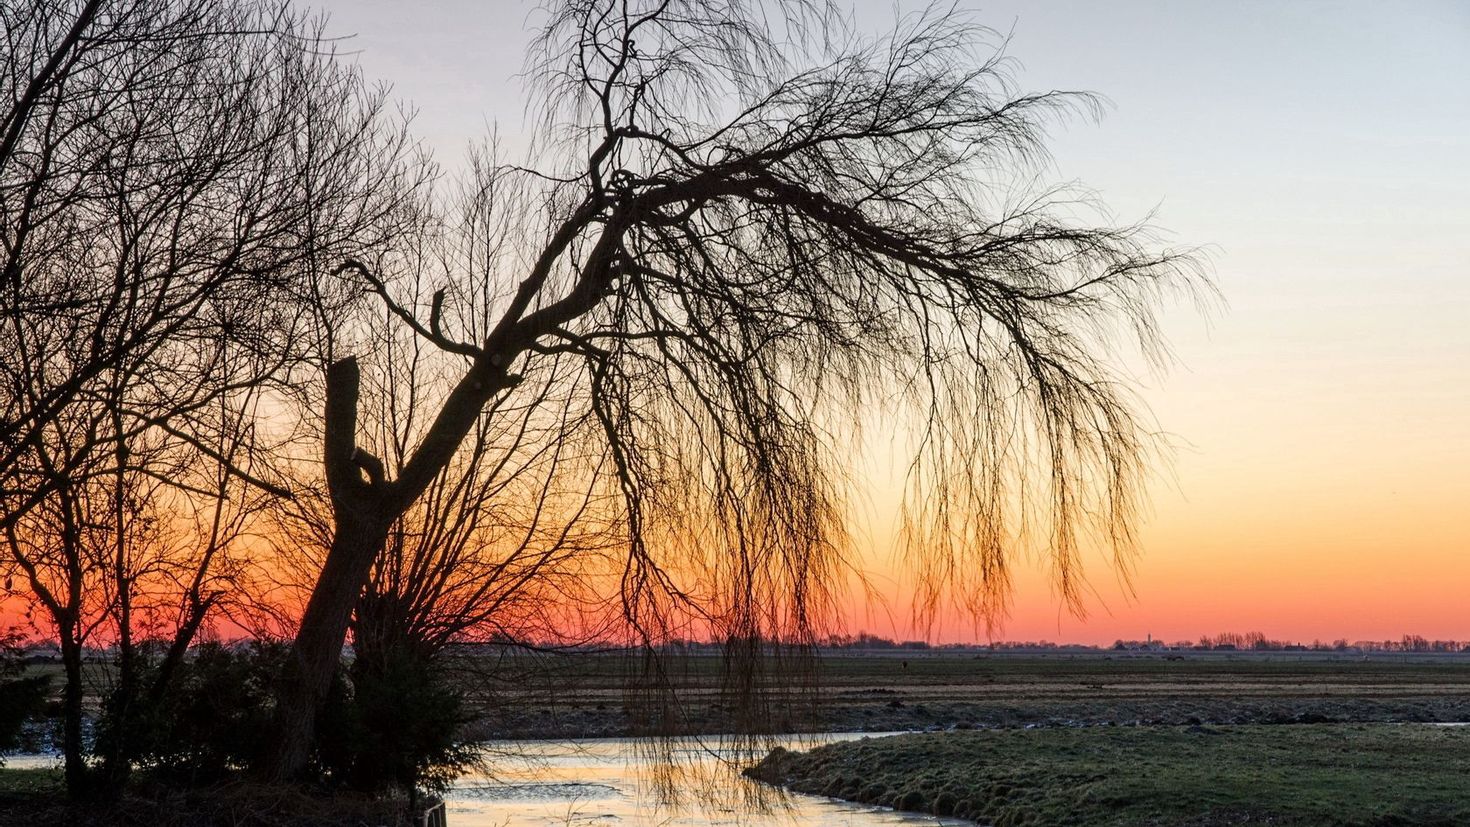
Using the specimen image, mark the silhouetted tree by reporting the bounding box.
[0,0,425,796]
[276,251,609,658]
[269,0,1206,780]
[265,262,610,788]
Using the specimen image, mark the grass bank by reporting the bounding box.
[0,766,426,826]
[745,723,1470,826]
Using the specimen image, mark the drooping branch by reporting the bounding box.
[269,0,1208,779]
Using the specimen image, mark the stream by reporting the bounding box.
[445,733,966,826]
[6,733,966,826]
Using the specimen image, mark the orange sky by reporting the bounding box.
[806,1,1469,645]
[847,288,1470,645]
[16,2,1461,648]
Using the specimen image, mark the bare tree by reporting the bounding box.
[269,0,1206,779]
[0,379,263,794]
[274,226,612,660]
[280,296,612,790]
[2,406,106,793]
[0,0,427,796]
[350,348,608,659]
[0,0,427,526]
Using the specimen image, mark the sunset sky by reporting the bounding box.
[313,0,1470,645]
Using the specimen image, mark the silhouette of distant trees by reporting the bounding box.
[1177,634,1470,653]
[266,0,1205,779]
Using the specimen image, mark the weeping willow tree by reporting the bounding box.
[269,0,1207,779]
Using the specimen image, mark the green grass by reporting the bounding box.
[746,724,1470,826]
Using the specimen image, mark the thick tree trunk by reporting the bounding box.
[266,509,389,781]
[266,357,392,781]
[266,354,505,781]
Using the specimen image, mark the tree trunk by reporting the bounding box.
[59,633,88,799]
[98,425,134,795]
[265,514,388,781]
[264,357,391,780]
[265,355,504,781]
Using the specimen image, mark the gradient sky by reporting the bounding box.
[310,0,1470,645]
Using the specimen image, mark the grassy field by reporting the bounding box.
[17,650,1470,740]
[0,767,62,797]
[452,650,1470,738]
[746,723,1470,826]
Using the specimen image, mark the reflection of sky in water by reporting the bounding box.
[452,781,622,802]
[448,734,968,826]
[3,734,968,826]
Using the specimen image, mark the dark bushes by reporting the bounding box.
[121,641,287,784]
[0,632,49,759]
[93,640,477,794]
[318,643,479,793]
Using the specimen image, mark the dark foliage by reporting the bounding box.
[113,641,286,785]
[2,0,426,795]
[318,643,479,794]
[99,639,473,793]
[0,633,48,760]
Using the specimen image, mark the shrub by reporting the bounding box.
[317,643,480,794]
[93,637,480,794]
[122,641,287,784]
[0,631,49,761]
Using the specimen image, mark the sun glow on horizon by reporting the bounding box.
[4,1,1465,652]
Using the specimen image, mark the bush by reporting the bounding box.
[0,631,49,761]
[91,637,479,794]
[318,643,479,794]
[122,641,287,784]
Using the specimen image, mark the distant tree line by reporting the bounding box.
[1106,633,1470,653]
[512,632,1470,655]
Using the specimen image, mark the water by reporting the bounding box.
[4,733,967,826]
[447,733,967,826]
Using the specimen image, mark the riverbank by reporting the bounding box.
[745,723,1470,826]
[10,653,1470,824]
[0,768,425,827]
[1,735,962,827]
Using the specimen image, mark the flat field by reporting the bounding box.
[455,650,1470,738]
[746,723,1470,826]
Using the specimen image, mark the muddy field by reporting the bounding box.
[456,650,1470,739]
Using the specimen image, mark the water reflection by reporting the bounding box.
[2,734,968,826]
[450,734,967,826]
